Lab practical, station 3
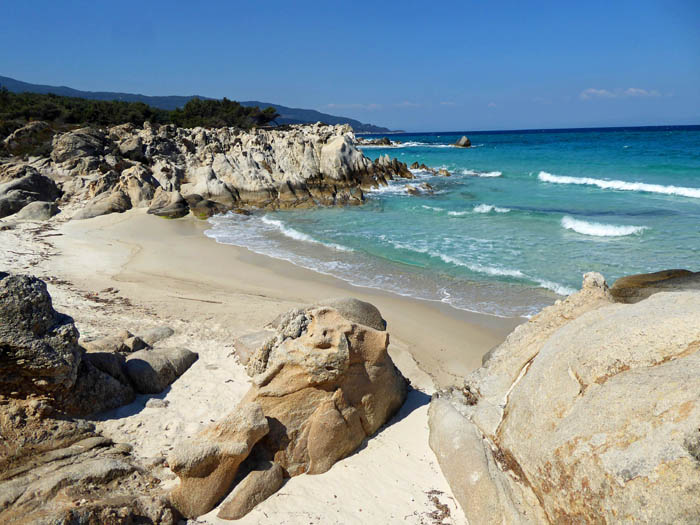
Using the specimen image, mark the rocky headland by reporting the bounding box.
[0,122,413,222]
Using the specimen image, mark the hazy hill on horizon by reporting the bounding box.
[0,75,392,133]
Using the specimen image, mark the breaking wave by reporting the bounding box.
[473,204,511,213]
[560,216,647,237]
[538,171,700,199]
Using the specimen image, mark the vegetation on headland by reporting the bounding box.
[0,87,279,142]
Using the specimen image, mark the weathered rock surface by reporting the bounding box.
[147,188,189,218]
[234,330,276,365]
[0,402,178,524]
[429,272,700,524]
[169,301,407,518]
[1,123,413,220]
[82,329,149,354]
[139,325,175,346]
[610,268,700,303]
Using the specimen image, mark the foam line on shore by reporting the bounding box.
[261,216,354,252]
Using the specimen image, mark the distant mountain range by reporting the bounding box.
[0,75,392,133]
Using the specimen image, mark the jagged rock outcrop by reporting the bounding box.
[0,122,413,220]
[169,301,407,518]
[0,274,190,523]
[1,121,54,156]
[429,272,700,524]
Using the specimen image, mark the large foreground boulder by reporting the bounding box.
[169,301,407,518]
[429,272,700,524]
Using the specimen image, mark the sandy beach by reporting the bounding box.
[0,208,522,523]
[51,209,522,387]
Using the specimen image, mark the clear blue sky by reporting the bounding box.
[2,0,698,131]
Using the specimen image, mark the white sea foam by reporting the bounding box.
[366,182,410,195]
[422,205,444,212]
[460,169,502,177]
[431,251,526,278]
[261,216,354,251]
[359,141,432,148]
[538,171,700,199]
[381,238,526,278]
[560,216,647,237]
[447,211,469,216]
[473,204,511,213]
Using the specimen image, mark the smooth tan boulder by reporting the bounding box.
[168,402,269,518]
[168,302,407,518]
[244,306,407,476]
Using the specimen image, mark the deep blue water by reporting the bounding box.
[206,126,700,317]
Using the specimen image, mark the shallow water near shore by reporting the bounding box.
[206,126,700,317]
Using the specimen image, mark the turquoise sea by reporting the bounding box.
[206,126,700,317]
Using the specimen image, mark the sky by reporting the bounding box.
[1,1,698,131]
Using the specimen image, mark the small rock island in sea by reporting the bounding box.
[454,135,471,147]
